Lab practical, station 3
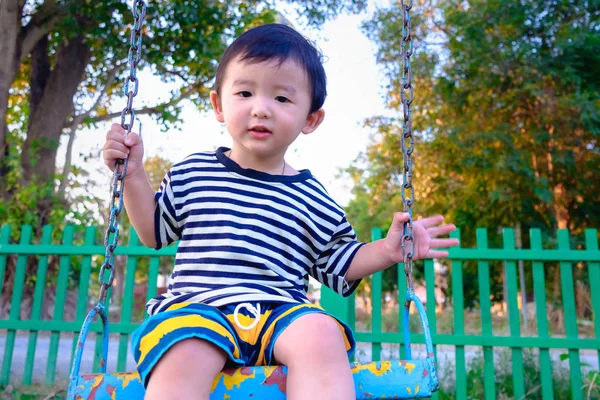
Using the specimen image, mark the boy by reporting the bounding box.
[103,23,458,400]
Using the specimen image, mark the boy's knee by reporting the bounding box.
[274,313,347,365]
[305,313,344,341]
[147,338,227,395]
[163,337,226,363]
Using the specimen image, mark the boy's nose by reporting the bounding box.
[251,98,271,119]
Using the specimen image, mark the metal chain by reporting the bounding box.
[400,0,415,292]
[98,0,147,305]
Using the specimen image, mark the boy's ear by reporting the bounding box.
[301,108,325,135]
[210,90,224,123]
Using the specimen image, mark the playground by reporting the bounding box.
[0,0,599,399]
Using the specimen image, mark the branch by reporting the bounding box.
[421,0,451,37]
[63,63,123,129]
[82,78,210,125]
[155,65,191,84]
[431,18,451,38]
[58,63,121,196]
[20,0,70,62]
[422,40,447,46]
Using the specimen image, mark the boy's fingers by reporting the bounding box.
[106,129,140,147]
[124,132,140,146]
[428,224,457,237]
[430,238,460,249]
[110,122,125,132]
[426,250,449,259]
[393,212,410,224]
[103,142,130,156]
[419,215,445,227]
[106,126,128,142]
[103,148,129,162]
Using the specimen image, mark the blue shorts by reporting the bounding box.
[131,302,356,388]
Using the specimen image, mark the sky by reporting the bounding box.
[62,2,394,208]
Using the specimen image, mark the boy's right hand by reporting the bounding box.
[103,123,144,178]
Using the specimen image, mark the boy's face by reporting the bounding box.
[210,56,324,161]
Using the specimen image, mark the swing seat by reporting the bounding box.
[69,359,438,399]
[68,292,438,399]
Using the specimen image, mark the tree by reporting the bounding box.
[345,0,600,306]
[0,0,367,227]
[0,0,366,314]
[348,0,599,238]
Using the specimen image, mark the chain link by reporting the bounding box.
[98,0,147,305]
[401,0,415,292]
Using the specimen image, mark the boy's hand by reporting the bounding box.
[103,123,144,178]
[384,212,459,262]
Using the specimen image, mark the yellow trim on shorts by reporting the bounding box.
[255,303,352,365]
[225,309,273,347]
[137,314,240,364]
[163,302,193,312]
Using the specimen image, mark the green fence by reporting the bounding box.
[322,227,600,399]
[0,224,599,399]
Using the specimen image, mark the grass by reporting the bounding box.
[0,384,65,400]
[434,350,600,399]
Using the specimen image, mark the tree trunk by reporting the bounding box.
[545,125,569,230]
[0,0,23,171]
[551,183,569,230]
[21,33,90,225]
[29,35,51,128]
[58,63,120,198]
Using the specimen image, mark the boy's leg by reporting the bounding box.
[145,338,227,400]
[272,313,355,400]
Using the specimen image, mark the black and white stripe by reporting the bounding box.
[146,147,363,316]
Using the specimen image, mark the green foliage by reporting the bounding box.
[436,350,591,399]
[62,0,368,130]
[347,0,599,232]
[344,0,600,302]
[3,0,368,229]
[0,384,66,399]
[583,370,600,399]
[1,0,367,300]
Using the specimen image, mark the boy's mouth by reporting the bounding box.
[248,125,272,138]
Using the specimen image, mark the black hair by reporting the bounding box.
[214,24,327,114]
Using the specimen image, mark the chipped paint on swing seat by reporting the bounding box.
[69,358,438,399]
[211,366,256,391]
[68,287,439,399]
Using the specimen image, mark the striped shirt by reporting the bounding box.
[146,147,364,315]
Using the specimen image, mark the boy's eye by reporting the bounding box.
[238,91,252,97]
[275,96,289,103]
